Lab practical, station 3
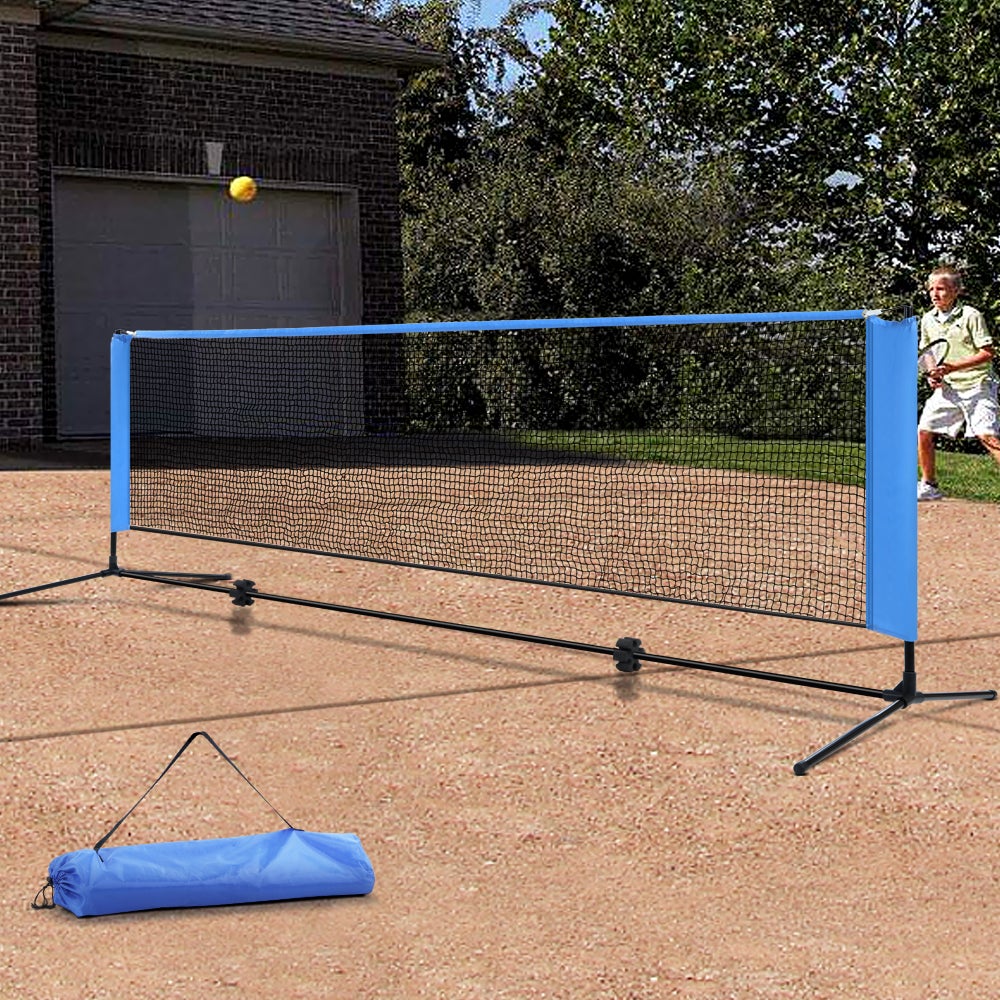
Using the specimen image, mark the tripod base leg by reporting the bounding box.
[794,699,908,775]
[795,685,997,775]
[916,689,997,703]
[0,570,114,602]
[122,570,232,583]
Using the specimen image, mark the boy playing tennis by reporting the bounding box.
[917,264,1000,500]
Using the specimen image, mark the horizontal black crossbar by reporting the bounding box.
[119,570,888,701]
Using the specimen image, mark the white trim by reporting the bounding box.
[50,167,360,195]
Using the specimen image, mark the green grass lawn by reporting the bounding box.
[516,431,865,487]
[515,430,1000,502]
[934,449,1000,502]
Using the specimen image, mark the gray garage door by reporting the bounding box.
[53,177,362,437]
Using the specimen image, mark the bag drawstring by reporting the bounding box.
[31,877,54,910]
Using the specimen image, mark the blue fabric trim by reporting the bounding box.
[130,310,870,340]
[109,333,131,533]
[865,316,918,640]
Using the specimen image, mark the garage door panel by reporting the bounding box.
[56,311,113,437]
[54,245,114,303]
[56,307,193,435]
[227,196,282,250]
[231,255,284,305]
[187,190,228,246]
[211,310,327,329]
[287,258,338,308]
[116,307,198,334]
[55,177,360,437]
[57,182,190,246]
[190,249,226,304]
[279,196,337,248]
[126,248,195,306]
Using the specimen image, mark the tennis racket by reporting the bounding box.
[917,338,949,383]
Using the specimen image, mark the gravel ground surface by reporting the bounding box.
[0,460,997,999]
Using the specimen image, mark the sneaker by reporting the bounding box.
[917,481,945,501]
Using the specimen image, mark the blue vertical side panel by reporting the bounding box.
[109,333,132,532]
[865,315,918,640]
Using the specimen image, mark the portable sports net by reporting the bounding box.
[124,315,869,626]
[4,311,994,772]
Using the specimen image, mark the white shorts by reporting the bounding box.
[919,379,999,438]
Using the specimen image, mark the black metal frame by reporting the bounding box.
[1,533,994,774]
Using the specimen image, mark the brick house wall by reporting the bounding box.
[0,8,42,446]
[0,10,417,446]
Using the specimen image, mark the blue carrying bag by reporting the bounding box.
[33,732,375,917]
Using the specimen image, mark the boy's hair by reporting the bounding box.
[927,264,964,292]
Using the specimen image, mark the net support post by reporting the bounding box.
[109,332,132,534]
[864,314,917,642]
[0,337,132,601]
[794,640,995,775]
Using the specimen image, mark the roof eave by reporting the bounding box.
[41,15,446,71]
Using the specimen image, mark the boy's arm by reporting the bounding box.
[936,343,994,378]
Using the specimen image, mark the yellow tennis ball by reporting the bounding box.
[228,175,258,203]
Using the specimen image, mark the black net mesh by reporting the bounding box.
[129,318,866,624]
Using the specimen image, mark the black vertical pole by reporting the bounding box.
[899,640,917,703]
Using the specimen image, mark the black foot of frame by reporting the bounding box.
[0,568,118,601]
[793,656,997,774]
[0,567,231,602]
[0,534,230,603]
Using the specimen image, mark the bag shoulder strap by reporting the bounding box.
[94,731,293,858]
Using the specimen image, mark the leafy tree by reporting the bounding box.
[354,0,1000,321]
[533,1,1000,312]
[401,143,777,320]
[350,1,550,208]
